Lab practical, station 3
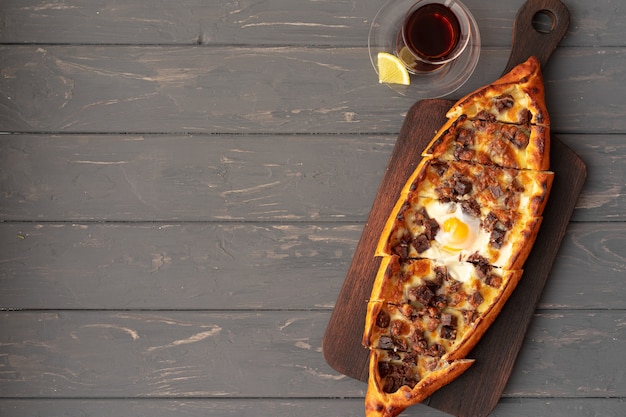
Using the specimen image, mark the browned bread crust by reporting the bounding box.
[362,57,552,417]
[446,56,549,126]
[365,350,474,417]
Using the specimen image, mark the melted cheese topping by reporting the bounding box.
[383,197,540,269]
[447,85,536,123]
[412,159,553,216]
[364,257,520,393]
[423,117,550,171]
[364,58,551,412]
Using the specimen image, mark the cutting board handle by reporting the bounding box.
[502,0,570,74]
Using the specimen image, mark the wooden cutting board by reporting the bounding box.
[322,1,584,416]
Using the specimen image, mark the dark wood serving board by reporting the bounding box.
[322,99,587,416]
[322,1,584,416]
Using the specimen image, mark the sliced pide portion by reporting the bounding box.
[376,196,542,270]
[362,257,524,417]
[364,256,522,360]
[366,256,514,307]
[445,56,549,126]
[422,115,551,171]
[363,57,552,417]
[365,349,473,417]
[402,158,553,216]
[364,299,492,359]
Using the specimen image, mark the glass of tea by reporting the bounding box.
[368,0,480,97]
[396,0,472,73]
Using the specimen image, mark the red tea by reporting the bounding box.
[403,3,461,61]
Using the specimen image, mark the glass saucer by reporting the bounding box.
[368,0,481,98]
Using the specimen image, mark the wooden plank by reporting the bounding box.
[0,222,624,310]
[564,134,626,222]
[0,310,624,398]
[1,398,625,417]
[0,222,361,310]
[509,311,626,398]
[0,47,625,135]
[0,133,623,222]
[323,99,585,417]
[0,0,620,47]
[539,222,626,309]
[0,133,394,222]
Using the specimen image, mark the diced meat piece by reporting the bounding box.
[453,177,473,196]
[490,227,506,249]
[461,309,479,324]
[432,294,448,309]
[453,145,474,162]
[428,343,446,358]
[440,313,457,327]
[484,273,503,288]
[461,198,481,218]
[410,329,428,354]
[433,266,448,287]
[494,94,515,112]
[446,276,463,294]
[440,325,457,340]
[510,130,530,148]
[390,320,404,336]
[380,363,405,393]
[475,110,497,122]
[456,127,475,146]
[378,336,394,349]
[376,309,390,328]
[448,292,464,307]
[409,285,435,306]
[468,291,484,307]
[424,218,440,241]
[483,211,499,232]
[436,185,455,202]
[519,109,532,125]
[412,234,431,254]
[467,252,489,266]
[391,243,409,259]
[403,373,420,389]
[501,124,530,149]
[430,160,448,176]
[473,260,491,280]
[378,360,392,378]
[489,185,503,199]
[393,337,408,352]
[512,178,525,192]
[399,303,418,320]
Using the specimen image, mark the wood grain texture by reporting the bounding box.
[1,398,625,417]
[1,133,623,222]
[0,134,394,222]
[0,310,624,398]
[0,222,624,310]
[1,47,625,134]
[0,222,360,310]
[0,0,623,48]
[500,0,570,74]
[323,99,587,417]
[0,0,624,414]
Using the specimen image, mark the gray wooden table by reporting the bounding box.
[0,1,624,416]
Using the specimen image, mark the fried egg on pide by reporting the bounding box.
[422,200,488,260]
[388,197,528,268]
[430,202,480,252]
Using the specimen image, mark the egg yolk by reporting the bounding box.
[441,217,471,250]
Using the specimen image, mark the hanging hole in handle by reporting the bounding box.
[532,9,556,33]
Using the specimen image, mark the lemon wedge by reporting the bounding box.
[377,52,410,85]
